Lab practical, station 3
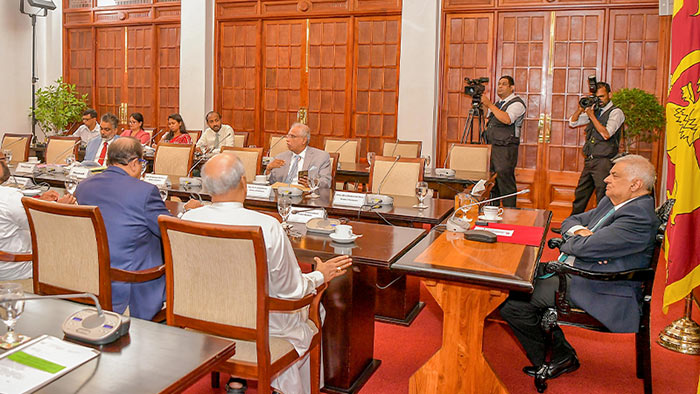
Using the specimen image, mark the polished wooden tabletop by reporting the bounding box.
[392,207,551,292]
[0,298,236,394]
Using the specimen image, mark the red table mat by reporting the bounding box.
[473,223,545,246]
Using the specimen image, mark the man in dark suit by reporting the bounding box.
[500,154,659,380]
[74,137,198,319]
[266,123,332,189]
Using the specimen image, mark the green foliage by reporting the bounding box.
[31,77,88,135]
[611,88,665,152]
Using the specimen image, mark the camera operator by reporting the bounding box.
[567,81,625,217]
[481,76,526,207]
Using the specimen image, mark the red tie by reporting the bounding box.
[98,141,108,165]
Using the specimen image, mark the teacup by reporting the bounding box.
[255,175,267,183]
[27,157,39,163]
[334,224,354,239]
[483,206,504,220]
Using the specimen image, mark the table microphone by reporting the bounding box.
[2,137,28,150]
[446,189,529,233]
[51,139,82,163]
[147,129,167,146]
[367,155,401,206]
[389,138,400,156]
[332,139,351,154]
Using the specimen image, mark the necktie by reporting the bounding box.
[214,132,220,149]
[495,100,504,109]
[98,141,108,165]
[285,155,300,184]
[595,108,602,119]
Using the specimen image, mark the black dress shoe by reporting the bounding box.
[551,227,561,234]
[523,365,538,377]
[539,354,580,380]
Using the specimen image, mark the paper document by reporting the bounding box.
[474,226,514,237]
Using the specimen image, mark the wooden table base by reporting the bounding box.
[375,273,423,326]
[409,279,509,394]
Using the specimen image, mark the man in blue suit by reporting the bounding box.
[500,154,659,380]
[83,113,119,166]
[74,137,199,319]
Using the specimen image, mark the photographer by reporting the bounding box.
[568,82,625,216]
[481,76,526,207]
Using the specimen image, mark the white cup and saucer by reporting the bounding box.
[479,206,504,221]
[253,175,269,185]
[329,224,361,243]
[27,157,39,164]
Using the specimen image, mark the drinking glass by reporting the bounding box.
[3,150,12,167]
[0,283,25,346]
[421,155,431,172]
[366,151,376,170]
[64,176,79,195]
[413,181,429,209]
[65,154,75,166]
[308,171,321,199]
[158,187,169,201]
[277,195,292,229]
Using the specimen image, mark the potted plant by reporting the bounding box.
[611,88,665,152]
[31,77,88,137]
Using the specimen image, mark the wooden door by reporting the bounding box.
[65,28,94,107]
[127,26,155,128]
[157,25,181,128]
[96,27,125,124]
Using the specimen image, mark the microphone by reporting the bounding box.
[147,129,167,146]
[376,155,401,195]
[2,137,28,150]
[187,155,208,177]
[209,132,231,152]
[389,138,400,157]
[17,293,104,316]
[442,143,455,168]
[266,134,286,158]
[51,139,82,163]
[366,156,401,206]
[446,189,530,233]
[333,139,351,154]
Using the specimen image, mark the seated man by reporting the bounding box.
[72,108,101,144]
[75,137,199,319]
[0,151,74,291]
[195,111,235,154]
[500,154,659,380]
[266,123,332,189]
[83,113,120,166]
[182,152,351,394]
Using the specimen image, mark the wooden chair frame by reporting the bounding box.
[381,140,423,158]
[221,146,264,180]
[1,133,32,163]
[233,132,249,148]
[158,216,327,393]
[154,142,195,176]
[188,130,203,145]
[328,152,339,189]
[368,156,425,195]
[324,137,361,163]
[46,136,80,164]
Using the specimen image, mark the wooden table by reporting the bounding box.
[0,297,236,394]
[392,208,551,394]
[166,201,427,394]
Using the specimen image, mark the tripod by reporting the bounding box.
[459,103,486,144]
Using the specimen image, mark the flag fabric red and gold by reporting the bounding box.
[663,0,700,312]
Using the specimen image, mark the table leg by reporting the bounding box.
[375,271,424,326]
[409,280,508,394]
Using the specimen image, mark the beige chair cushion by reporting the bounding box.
[154,145,192,176]
[449,145,490,172]
[371,160,422,197]
[324,140,358,163]
[225,148,261,181]
[382,142,421,158]
[233,134,246,147]
[269,135,288,157]
[46,138,78,164]
[1,136,30,163]
[167,231,258,329]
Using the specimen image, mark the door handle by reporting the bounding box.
[537,113,545,143]
[544,114,552,143]
[119,103,128,124]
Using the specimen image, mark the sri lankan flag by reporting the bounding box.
[663,0,700,312]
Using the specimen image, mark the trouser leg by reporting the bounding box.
[490,144,518,208]
[571,160,595,215]
[591,158,613,206]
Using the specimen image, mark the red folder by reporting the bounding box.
[482,223,545,246]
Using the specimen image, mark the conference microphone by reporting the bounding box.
[442,143,455,168]
[367,155,401,206]
[266,134,286,157]
[8,293,130,345]
[435,144,457,177]
[211,132,232,151]
[389,138,400,157]
[187,155,208,177]
[333,139,351,154]
[51,139,82,163]
[147,129,167,146]
[2,137,28,150]
[446,189,530,233]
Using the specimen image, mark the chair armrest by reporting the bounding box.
[0,251,32,262]
[269,283,329,331]
[544,261,655,282]
[110,265,165,283]
[548,237,564,250]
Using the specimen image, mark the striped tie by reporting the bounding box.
[285,154,300,184]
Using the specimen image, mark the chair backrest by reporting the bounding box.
[233,132,249,148]
[159,216,270,346]
[381,140,422,158]
[324,137,360,163]
[21,197,112,309]
[268,134,288,157]
[1,134,32,163]
[222,146,263,181]
[448,143,492,172]
[188,130,202,144]
[144,129,154,144]
[369,156,425,196]
[46,136,80,164]
[154,142,195,176]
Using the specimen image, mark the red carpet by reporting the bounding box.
[185,227,700,393]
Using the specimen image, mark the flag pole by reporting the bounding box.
[658,293,700,354]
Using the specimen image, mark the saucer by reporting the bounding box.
[478,214,502,222]
[329,233,360,243]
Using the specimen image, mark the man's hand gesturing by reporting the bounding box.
[315,255,352,283]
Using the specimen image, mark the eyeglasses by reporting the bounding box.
[285,134,303,139]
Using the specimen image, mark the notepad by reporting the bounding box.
[0,335,100,394]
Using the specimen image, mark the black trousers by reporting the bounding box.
[499,275,577,366]
[490,144,518,208]
[571,157,613,215]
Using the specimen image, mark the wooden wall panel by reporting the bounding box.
[66,28,94,106]
[219,22,259,137]
[352,16,401,159]
[127,26,155,127]
[95,27,125,118]
[157,25,181,127]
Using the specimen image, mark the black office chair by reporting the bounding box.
[535,198,674,394]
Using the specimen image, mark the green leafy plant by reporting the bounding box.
[611,88,665,152]
[31,77,88,136]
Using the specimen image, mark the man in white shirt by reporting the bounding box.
[182,152,351,394]
[195,111,235,154]
[83,113,120,166]
[0,151,74,289]
[481,76,527,207]
[72,108,101,144]
[266,123,332,189]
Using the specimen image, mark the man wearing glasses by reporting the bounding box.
[266,123,332,188]
[74,137,199,319]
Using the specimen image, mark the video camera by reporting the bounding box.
[579,75,600,108]
[464,77,489,107]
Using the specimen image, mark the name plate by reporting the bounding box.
[4,176,32,187]
[143,174,170,188]
[68,167,91,179]
[332,191,366,208]
[288,207,326,223]
[15,163,36,174]
[473,226,514,237]
[246,184,273,198]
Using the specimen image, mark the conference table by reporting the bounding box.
[166,201,428,394]
[391,207,551,394]
[0,297,236,393]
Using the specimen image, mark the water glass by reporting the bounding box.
[64,176,79,195]
[308,172,321,199]
[0,283,25,346]
[65,154,75,166]
[158,187,169,201]
[413,181,429,209]
[3,150,12,167]
[277,195,292,229]
[366,151,376,170]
